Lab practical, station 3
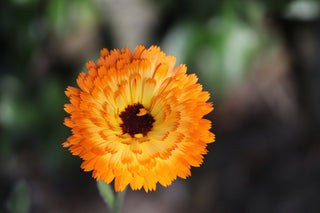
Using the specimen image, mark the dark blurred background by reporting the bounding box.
[1,0,320,212]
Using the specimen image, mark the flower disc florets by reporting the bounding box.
[119,103,155,137]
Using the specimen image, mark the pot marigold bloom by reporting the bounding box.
[63,45,215,192]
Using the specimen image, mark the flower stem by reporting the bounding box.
[97,181,127,213]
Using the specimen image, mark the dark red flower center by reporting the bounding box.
[119,103,155,137]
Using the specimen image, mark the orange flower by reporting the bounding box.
[63,45,215,192]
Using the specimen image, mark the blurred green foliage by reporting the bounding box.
[0,0,100,168]
[46,0,98,37]
[6,180,30,213]
[161,1,273,97]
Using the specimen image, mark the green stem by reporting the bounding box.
[113,186,127,213]
[97,181,127,213]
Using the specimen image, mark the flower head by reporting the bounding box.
[63,45,215,192]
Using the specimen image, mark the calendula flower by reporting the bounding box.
[63,45,215,192]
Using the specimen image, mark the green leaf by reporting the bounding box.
[6,180,30,213]
[97,181,127,213]
[97,181,115,210]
